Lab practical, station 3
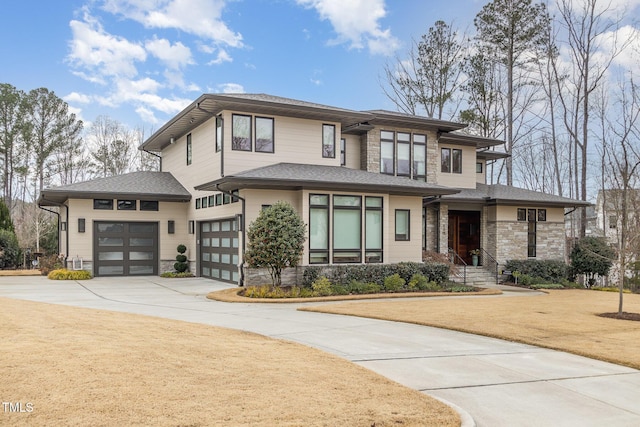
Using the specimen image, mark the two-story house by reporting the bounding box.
[39,93,589,284]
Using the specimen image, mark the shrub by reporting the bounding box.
[570,237,615,287]
[408,273,428,290]
[530,283,564,290]
[39,254,64,275]
[47,269,92,280]
[505,259,569,282]
[383,274,406,292]
[312,276,333,296]
[245,201,306,286]
[160,271,195,278]
[0,229,20,269]
[173,244,189,273]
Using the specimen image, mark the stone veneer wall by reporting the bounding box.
[425,206,439,252]
[488,220,566,268]
[361,129,380,172]
[242,266,303,286]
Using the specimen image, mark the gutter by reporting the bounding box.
[216,184,246,286]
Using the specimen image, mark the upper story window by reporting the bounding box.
[215,116,222,152]
[476,162,483,173]
[441,148,462,174]
[140,200,159,211]
[340,138,346,166]
[413,134,426,180]
[322,124,335,158]
[255,117,274,153]
[117,200,136,210]
[397,132,411,176]
[186,133,192,165]
[232,114,252,151]
[380,130,395,175]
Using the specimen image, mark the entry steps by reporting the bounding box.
[450,265,498,287]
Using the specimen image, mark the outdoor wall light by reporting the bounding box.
[60,222,67,231]
[188,220,195,234]
[78,218,85,233]
[168,220,175,234]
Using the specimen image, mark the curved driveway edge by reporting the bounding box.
[2,276,640,427]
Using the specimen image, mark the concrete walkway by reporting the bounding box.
[2,275,640,427]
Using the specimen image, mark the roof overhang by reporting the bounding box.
[365,110,466,133]
[38,190,191,206]
[439,132,505,148]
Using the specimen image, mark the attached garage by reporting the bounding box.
[199,218,240,283]
[94,221,159,276]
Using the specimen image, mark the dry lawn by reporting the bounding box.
[0,297,459,427]
[301,289,640,370]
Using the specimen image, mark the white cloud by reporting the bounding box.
[145,37,193,69]
[218,83,244,93]
[67,8,146,79]
[101,0,243,48]
[295,0,399,55]
[595,25,640,71]
[207,49,232,65]
[135,105,159,124]
[64,92,92,104]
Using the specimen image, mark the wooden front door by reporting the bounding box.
[448,211,480,264]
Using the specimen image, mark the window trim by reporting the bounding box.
[395,209,410,241]
[322,124,336,158]
[309,194,330,264]
[332,195,362,263]
[215,116,222,153]
[232,114,252,151]
[441,148,451,173]
[140,200,159,211]
[255,116,275,153]
[380,130,395,175]
[365,196,383,263]
[340,138,346,166]
[412,134,426,180]
[452,148,462,174]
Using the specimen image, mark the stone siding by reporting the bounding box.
[242,266,303,286]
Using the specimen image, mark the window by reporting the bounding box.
[117,200,136,210]
[476,162,483,173]
[140,201,158,211]
[517,208,527,221]
[186,133,192,165]
[216,116,222,152]
[202,197,208,208]
[208,195,215,207]
[255,117,274,153]
[395,209,410,241]
[196,199,201,209]
[528,209,537,257]
[365,197,383,263]
[380,131,395,174]
[340,138,346,166]
[215,194,223,206]
[609,215,617,229]
[452,149,462,173]
[333,195,362,263]
[309,194,329,264]
[232,114,251,151]
[94,199,113,210]
[322,124,335,158]
[397,132,411,176]
[413,134,426,180]
[538,209,546,222]
[441,148,451,173]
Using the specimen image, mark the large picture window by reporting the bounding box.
[215,116,222,152]
[309,194,329,264]
[255,117,274,153]
[322,124,335,158]
[365,197,383,263]
[397,132,411,176]
[232,114,251,151]
[333,195,361,263]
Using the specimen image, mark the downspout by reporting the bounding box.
[38,199,68,267]
[216,185,246,286]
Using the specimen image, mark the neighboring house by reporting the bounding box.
[38,93,590,284]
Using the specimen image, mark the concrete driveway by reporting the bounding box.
[2,275,640,427]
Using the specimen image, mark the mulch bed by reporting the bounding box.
[598,312,640,321]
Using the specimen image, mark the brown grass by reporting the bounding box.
[0,297,459,427]
[301,289,640,370]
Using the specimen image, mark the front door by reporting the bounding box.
[448,211,480,264]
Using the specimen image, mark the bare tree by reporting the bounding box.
[89,116,139,177]
[381,20,466,119]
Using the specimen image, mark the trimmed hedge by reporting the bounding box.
[504,259,568,282]
[302,262,450,288]
[48,269,92,280]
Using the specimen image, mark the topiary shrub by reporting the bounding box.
[173,244,189,273]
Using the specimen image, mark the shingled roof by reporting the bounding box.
[196,163,459,197]
[441,183,591,207]
[39,171,192,206]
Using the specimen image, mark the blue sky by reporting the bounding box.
[0,0,485,131]
[1,0,638,135]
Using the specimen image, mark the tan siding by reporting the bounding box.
[343,134,361,169]
[224,113,341,176]
[436,144,477,188]
[476,160,486,184]
[65,199,190,273]
[387,196,423,263]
